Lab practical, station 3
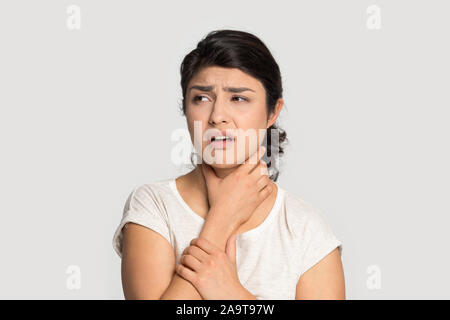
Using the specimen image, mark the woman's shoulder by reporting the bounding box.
[280,188,335,234]
[281,188,319,217]
[130,178,175,195]
[123,178,176,210]
[281,188,342,253]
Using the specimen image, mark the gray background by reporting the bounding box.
[0,0,449,299]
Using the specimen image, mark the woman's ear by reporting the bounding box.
[267,98,284,128]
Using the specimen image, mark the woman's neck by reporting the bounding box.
[190,163,238,207]
[189,162,276,209]
[178,162,278,234]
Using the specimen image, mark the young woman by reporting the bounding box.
[112,29,345,300]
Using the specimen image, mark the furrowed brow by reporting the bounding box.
[188,85,255,93]
[188,85,214,92]
[224,86,255,93]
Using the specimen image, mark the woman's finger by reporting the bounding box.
[256,174,271,192]
[176,263,196,282]
[258,183,273,201]
[182,245,209,262]
[190,237,220,255]
[249,159,268,180]
[180,254,202,271]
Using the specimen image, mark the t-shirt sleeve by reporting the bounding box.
[297,208,343,279]
[112,184,172,259]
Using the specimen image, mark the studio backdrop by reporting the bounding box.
[0,0,449,299]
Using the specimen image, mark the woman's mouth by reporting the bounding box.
[210,135,235,149]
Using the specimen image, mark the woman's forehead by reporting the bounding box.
[189,67,264,92]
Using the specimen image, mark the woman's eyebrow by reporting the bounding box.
[188,85,255,93]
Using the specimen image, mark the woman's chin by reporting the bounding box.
[200,153,244,169]
[201,148,247,167]
[208,162,240,170]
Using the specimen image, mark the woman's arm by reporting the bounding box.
[121,222,175,299]
[159,208,238,300]
[123,150,269,299]
[121,208,237,300]
[295,248,345,299]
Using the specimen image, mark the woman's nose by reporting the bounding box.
[208,100,230,124]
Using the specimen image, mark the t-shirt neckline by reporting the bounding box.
[168,178,285,240]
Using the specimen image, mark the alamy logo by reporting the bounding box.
[366,264,381,290]
[366,5,382,30]
[66,265,81,290]
[66,5,81,30]
[170,121,280,172]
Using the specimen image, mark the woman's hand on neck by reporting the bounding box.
[191,163,239,207]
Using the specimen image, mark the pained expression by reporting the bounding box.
[185,66,277,168]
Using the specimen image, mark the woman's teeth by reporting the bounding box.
[212,136,233,141]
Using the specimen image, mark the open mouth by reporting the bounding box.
[211,135,234,142]
[209,134,235,149]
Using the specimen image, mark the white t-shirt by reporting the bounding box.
[112,178,343,300]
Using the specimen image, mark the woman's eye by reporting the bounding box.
[232,96,248,102]
[192,95,248,103]
[193,95,209,102]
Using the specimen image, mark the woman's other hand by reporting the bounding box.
[176,235,251,300]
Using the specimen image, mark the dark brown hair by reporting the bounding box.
[179,29,287,181]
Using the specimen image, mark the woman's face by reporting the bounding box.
[185,66,281,169]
